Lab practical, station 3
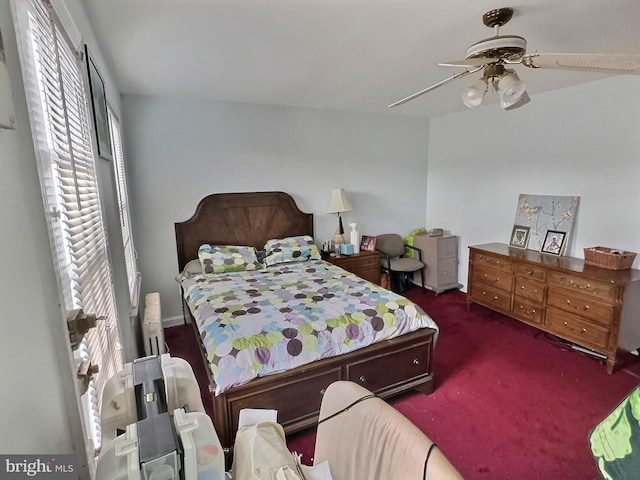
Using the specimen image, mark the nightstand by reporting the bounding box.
[322,250,381,285]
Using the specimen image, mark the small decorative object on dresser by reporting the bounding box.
[584,246,637,270]
[509,225,530,249]
[467,242,640,374]
[541,230,566,255]
[360,235,377,252]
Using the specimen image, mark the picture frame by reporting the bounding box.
[509,225,530,249]
[360,235,377,252]
[541,230,566,256]
[85,45,112,160]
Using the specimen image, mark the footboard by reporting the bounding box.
[198,326,436,452]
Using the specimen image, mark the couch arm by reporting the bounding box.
[313,381,462,480]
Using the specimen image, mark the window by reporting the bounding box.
[108,107,139,310]
[14,0,124,469]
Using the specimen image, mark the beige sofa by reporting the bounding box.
[314,381,463,480]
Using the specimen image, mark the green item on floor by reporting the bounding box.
[590,385,640,480]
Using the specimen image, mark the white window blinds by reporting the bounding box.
[15,0,124,463]
[108,107,139,308]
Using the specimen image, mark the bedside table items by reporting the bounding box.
[340,243,354,255]
[360,235,376,252]
[349,223,360,253]
[326,188,354,246]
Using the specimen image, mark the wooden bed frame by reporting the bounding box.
[174,191,436,453]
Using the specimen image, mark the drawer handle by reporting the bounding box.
[481,256,501,267]
[569,280,591,290]
[359,375,366,383]
[520,285,538,293]
[483,274,499,283]
[563,321,588,334]
[413,358,420,365]
[526,270,534,276]
[519,305,535,315]
[565,299,590,311]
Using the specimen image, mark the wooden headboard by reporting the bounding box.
[174,191,314,272]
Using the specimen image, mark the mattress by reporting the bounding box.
[178,259,438,395]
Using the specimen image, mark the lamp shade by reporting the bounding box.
[502,90,531,110]
[461,79,488,108]
[326,189,354,213]
[497,70,526,105]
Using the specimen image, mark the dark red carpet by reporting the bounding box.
[165,289,640,479]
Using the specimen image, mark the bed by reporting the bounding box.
[174,191,438,453]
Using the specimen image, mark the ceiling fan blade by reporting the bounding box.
[438,58,499,68]
[523,53,640,74]
[388,66,485,108]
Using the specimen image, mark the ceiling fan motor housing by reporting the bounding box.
[467,7,526,61]
[466,35,527,61]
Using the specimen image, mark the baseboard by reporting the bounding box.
[163,314,186,328]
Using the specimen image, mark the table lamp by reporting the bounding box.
[326,188,354,247]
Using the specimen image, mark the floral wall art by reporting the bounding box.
[512,194,580,255]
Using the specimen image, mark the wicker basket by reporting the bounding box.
[584,246,637,270]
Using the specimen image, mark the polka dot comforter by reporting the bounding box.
[178,259,439,395]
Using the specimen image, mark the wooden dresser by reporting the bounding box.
[467,243,640,373]
[322,250,382,285]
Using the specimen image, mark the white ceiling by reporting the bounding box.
[79,0,640,118]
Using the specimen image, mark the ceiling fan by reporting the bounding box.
[388,7,640,110]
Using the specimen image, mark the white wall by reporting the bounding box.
[426,75,640,289]
[121,96,431,321]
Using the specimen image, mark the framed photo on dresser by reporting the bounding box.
[541,230,566,255]
[360,235,377,252]
[509,225,530,249]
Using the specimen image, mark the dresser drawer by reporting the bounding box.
[346,342,431,392]
[512,297,543,325]
[547,288,614,326]
[548,271,617,303]
[514,277,545,303]
[472,264,514,292]
[545,307,610,350]
[470,282,512,312]
[359,265,381,285]
[437,257,458,284]
[436,236,458,260]
[359,252,381,268]
[514,263,547,282]
[471,250,512,273]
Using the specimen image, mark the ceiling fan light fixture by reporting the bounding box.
[461,79,488,108]
[497,70,526,104]
[502,90,530,110]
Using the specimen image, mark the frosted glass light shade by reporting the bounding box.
[461,79,488,108]
[502,90,531,110]
[498,71,526,104]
